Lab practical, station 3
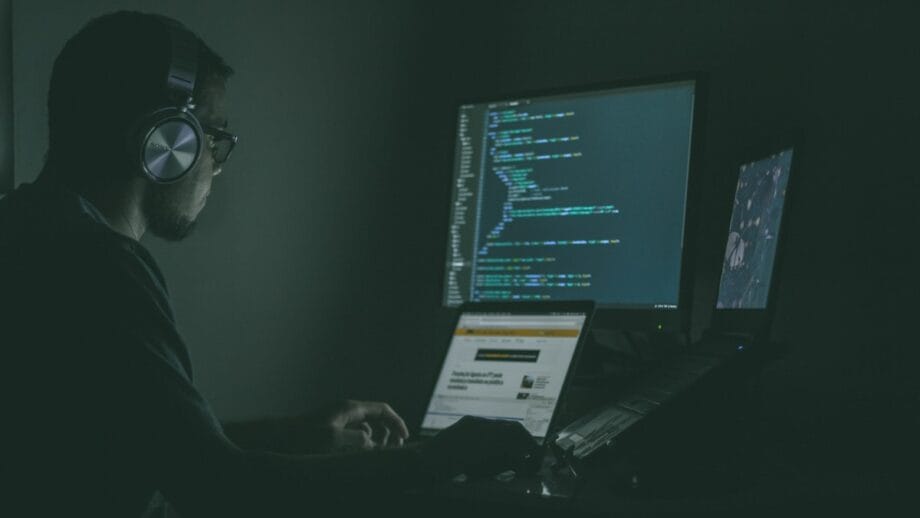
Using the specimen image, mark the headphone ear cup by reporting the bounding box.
[130,107,204,183]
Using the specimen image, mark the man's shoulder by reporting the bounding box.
[89,233,168,290]
[1,183,174,322]
[80,235,176,322]
[2,180,170,295]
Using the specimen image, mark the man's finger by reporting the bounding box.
[376,422,391,448]
[364,401,410,440]
[336,401,410,440]
[363,420,395,448]
[334,428,375,451]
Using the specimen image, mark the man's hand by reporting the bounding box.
[419,416,540,481]
[307,399,410,453]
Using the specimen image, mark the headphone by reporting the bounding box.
[128,23,204,184]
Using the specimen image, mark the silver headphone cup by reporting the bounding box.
[141,116,202,182]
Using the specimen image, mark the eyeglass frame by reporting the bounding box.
[202,125,238,165]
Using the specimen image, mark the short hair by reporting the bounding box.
[44,11,234,185]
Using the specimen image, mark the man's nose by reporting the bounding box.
[213,167,222,177]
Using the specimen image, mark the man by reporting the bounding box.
[0,11,536,517]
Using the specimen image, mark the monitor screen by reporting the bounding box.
[716,148,794,309]
[443,80,697,309]
[421,311,588,441]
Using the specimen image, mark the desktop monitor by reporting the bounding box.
[442,75,705,332]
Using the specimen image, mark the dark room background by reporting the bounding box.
[6,0,919,476]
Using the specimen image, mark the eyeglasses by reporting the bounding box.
[202,125,238,165]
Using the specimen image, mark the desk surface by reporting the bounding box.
[410,447,912,517]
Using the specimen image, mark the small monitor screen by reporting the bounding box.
[716,148,793,309]
[443,80,697,309]
[421,312,587,441]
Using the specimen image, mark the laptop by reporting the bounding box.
[416,301,594,498]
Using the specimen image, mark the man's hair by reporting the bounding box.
[44,11,234,187]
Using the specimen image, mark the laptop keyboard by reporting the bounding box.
[555,353,723,459]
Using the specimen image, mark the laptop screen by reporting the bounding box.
[421,311,588,442]
[716,148,793,310]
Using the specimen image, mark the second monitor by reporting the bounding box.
[443,76,703,330]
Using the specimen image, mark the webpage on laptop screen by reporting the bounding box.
[422,312,586,438]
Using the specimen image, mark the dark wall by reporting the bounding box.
[12,0,919,456]
[1,0,11,193]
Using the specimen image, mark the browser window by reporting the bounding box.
[421,312,586,440]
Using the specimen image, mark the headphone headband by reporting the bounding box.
[164,23,198,106]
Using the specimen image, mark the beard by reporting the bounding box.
[142,182,198,241]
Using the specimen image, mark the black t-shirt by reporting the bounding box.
[0,178,420,517]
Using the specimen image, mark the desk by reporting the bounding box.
[409,440,912,517]
[405,349,917,517]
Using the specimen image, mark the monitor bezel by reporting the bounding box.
[709,141,800,338]
[419,300,595,444]
[439,72,708,334]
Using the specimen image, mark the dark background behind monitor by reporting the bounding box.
[7,0,919,481]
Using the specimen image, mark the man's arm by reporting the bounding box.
[222,400,409,455]
[221,416,304,453]
[111,324,426,516]
[96,243,534,516]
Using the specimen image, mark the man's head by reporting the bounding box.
[141,77,230,241]
[44,11,234,240]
